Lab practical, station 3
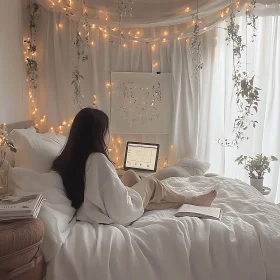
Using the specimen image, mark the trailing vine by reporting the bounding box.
[190,0,203,77]
[71,1,89,110]
[220,1,260,148]
[247,0,258,41]
[24,1,40,90]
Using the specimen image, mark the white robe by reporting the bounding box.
[77,153,144,225]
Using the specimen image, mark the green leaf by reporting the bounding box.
[249,76,255,85]
[271,156,278,161]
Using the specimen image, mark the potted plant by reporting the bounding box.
[236,154,278,191]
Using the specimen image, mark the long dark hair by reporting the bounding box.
[52,108,110,210]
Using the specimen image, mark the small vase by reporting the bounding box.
[250,178,264,192]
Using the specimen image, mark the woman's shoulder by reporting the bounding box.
[86,153,117,179]
[88,152,108,160]
[87,153,112,168]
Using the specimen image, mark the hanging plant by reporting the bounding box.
[72,66,84,108]
[24,1,40,90]
[222,74,261,147]
[71,3,90,110]
[220,1,260,148]
[247,0,258,41]
[190,0,203,76]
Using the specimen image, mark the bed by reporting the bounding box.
[6,121,280,280]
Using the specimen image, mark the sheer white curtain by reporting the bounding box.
[31,7,174,169]
[30,4,280,202]
[196,4,280,203]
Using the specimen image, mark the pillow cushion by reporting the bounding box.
[154,157,210,181]
[9,128,67,173]
[10,167,75,262]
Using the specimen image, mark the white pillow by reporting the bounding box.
[10,167,75,262]
[154,157,210,181]
[9,128,67,173]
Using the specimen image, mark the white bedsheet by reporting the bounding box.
[44,176,280,280]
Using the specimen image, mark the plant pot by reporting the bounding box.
[250,178,263,192]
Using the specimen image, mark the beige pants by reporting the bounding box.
[121,170,188,210]
[131,177,188,210]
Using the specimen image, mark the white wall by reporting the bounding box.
[0,0,29,124]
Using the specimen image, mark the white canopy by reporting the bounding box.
[35,0,279,42]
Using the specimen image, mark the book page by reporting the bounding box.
[178,204,221,218]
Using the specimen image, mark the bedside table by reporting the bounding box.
[0,219,46,280]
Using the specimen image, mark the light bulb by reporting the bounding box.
[185,7,190,12]
[123,43,127,48]
[91,41,94,46]
[164,31,168,36]
[91,24,96,29]
[59,23,63,28]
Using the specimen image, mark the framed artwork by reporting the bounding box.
[110,72,172,134]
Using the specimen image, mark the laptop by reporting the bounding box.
[122,142,160,176]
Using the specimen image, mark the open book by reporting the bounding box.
[175,204,223,221]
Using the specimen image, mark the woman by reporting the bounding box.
[52,108,216,226]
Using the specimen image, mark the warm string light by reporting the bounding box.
[43,0,245,45]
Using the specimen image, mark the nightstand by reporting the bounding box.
[0,219,46,279]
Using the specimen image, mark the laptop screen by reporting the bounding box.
[124,142,160,172]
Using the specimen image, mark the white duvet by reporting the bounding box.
[12,172,280,280]
[39,176,280,280]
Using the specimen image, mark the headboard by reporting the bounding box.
[6,120,35,133]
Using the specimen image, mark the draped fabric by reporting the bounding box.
[28,3,280,202]
[197,4,280,203]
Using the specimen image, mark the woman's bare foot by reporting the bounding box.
[191,190,217,207]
